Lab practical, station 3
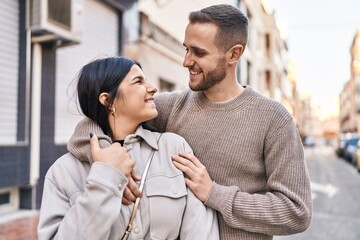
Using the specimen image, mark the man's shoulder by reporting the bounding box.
[249,89,292,120]
[159,131,187,143]
[155,89,194,102]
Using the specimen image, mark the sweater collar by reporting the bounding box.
[195,85,256,110]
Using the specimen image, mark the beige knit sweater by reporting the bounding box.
[72,86,312,240]
[147,86,312,240]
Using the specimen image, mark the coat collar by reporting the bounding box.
[123,125,159,151]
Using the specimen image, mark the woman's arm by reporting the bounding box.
[180,189,219,239]
[38,162,128,240]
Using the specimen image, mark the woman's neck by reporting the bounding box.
[109,116,139,140]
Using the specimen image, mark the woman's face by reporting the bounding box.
[112,64,158,124]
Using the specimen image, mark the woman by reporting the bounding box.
[37,57,219,240]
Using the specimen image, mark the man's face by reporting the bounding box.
[183,22,227,91]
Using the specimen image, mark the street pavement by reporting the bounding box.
[275,145,360,240]
[0,211,38,240]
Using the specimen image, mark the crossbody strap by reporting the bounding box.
[121,133,162,240]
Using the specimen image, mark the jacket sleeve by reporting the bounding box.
[204,119,312,235]
[180,189,220,239]
[179,140,220,240]
[38,162,128,240]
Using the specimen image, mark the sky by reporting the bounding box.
[265,0,360,119]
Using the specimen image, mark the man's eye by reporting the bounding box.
[195,51,205,56]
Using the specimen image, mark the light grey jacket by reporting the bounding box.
[38,119,219,240]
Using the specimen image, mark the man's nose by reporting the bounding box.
[183,52,193,68]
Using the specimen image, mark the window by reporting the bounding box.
[265,33,270,49]
[0,192,10,205]
[159,79,175,92]
[246,60,252,85]
[48,0,71,29]
[0,188,19,213]
[265,33,271,59]
[265,70,271,97]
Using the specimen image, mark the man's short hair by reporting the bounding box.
[189,4,248,52]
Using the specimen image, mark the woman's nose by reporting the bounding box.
[147,83,157,94]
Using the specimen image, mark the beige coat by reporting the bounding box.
[38,120,219,240]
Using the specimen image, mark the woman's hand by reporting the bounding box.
[90,133,135,176]
[122,171,142,205]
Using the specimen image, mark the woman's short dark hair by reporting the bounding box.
[189,4,248,52]
[77,56,140,135]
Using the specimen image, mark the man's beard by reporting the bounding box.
[190,57,227,92]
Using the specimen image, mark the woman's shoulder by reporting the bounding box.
[45,153,90,183]
[49,152,85,169]
[157,132,188,144]
[154,132,192,155]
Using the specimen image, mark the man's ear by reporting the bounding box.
[99,92,110,107]
[228,44,244,65]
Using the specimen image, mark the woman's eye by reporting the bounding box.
[133,78,142,84]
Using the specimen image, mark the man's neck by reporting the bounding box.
[203,82,244,103]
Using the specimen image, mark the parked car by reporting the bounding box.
[352,140,360,172]
[303,136,315,148]
[336,134,349,158]
[342,136,360,165]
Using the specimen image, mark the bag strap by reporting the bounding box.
[121,133,162,240]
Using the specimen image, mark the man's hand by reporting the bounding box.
[122,170,142,205]
[172,152,213,202]
[90,133,135,177]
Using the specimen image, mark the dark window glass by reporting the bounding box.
[0,192,10,205]
[48,0,71,29]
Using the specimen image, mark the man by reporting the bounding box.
[75,4,312,240]
[144,4,311,239]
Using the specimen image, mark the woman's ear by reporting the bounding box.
[99,92,109,107]
[228,44,244,65]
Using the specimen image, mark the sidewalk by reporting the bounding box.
[0,211,39,240]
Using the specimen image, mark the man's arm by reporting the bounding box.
[172,152,213,202]
[173,119,312,236]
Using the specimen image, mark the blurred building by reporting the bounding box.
[340,80,354,133]
[287,61,311,139]
[241,0,291,102]
[0,0,299,220]
[340,29,360,134]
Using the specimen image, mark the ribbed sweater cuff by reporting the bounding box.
[87,162,128,197]
[204,182,238,212]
